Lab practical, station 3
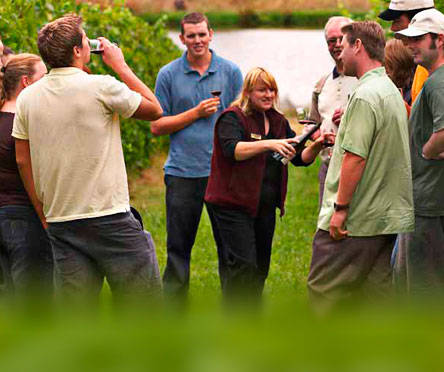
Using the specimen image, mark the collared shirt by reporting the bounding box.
[410,64,444,216]
[12,67,141,223]
[155,50,243,178]
[318,67,414,236]
[309,67,357,165]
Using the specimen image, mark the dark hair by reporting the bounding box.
[0,53,42,108]
[404,7,435,21]
[37,13,83,68]
[342,21,386,63]
[180,12,211,34]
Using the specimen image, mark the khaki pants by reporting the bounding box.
[308,229,396,309]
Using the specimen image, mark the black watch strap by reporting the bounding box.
[334,202,350,211]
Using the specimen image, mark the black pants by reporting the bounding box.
[162,175,208,298]
[206,203,276,301]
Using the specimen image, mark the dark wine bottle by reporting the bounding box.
[272,122,321,165]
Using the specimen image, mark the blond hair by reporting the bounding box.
[0,53,42,108]
[231,67,279,115]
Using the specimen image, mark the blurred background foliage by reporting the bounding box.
[0,0,181,171]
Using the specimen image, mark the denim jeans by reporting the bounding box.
[162,175,208,299]
[47,211,161,304]
[0,205,53,298]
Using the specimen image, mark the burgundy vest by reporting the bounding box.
[205,106,289,217]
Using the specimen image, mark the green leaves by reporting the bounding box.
[1,0,181,171]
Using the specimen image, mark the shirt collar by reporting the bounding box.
[357,66,386,85]
[332,66,340,79]
[181,49,218,74]
[48,67,87,76]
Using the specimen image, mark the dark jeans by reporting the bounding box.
[397,215,444,296]
[47,211,160,303]
[0,205,53,298]
[206,203,276,301]
[162,175,208,299]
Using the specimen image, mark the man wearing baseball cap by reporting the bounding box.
[395,8,444,296]
[379,0,435,102]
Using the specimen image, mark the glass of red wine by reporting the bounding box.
[211,90,221,98]
[89,39,104,54]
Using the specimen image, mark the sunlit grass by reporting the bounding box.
[129,143,320,301]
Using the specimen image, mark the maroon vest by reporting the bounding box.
[205,106,289,217]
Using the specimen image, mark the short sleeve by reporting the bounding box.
[231,67,243,102]
[12,96,29,140]
[426,86,444,133]
[341,98,376,159]
[154,68,172,116]
[98,75,142,119]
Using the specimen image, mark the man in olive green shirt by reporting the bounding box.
[395,9,444,295]
[307,21,414,308]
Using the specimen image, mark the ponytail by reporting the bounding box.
[0,53,42,109]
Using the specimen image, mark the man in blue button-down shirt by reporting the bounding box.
[151,12,243,300]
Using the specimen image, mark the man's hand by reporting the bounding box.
[98,37,126,71]
[329,209,349,240]
[195,97,220,118]
[332,108,344,126]
[302,124,321,141]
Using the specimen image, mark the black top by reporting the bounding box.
[0,112,32,207]
[217,111,305,214]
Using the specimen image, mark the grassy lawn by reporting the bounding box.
[129,148,321,302]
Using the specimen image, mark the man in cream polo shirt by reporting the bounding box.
[12,14,163,302]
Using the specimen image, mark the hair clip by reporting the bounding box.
[0,66,5,73]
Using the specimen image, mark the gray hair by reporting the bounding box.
[324,16,353,38]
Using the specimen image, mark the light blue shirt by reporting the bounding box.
[155,50,243,177]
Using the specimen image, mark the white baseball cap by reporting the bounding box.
[395,8,444,37]
[379,0,434,21]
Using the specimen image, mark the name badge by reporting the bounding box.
[251,133,262,140]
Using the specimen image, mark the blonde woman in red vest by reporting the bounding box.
[205,67,334,303]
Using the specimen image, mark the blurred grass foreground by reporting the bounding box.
[1,158,444,372]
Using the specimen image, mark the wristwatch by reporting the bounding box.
[334,202,349,211]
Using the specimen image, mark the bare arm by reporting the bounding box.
[98,37,163,121]
[150,97,220,136]
[330,151,366,240]
[422,128,444,159]
[15,139,47,229]
[300,133,335,164]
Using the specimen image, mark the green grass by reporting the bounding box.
[129,153,322,301]
[5,154,444,371]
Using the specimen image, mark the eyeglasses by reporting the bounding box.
[326,36,343,46]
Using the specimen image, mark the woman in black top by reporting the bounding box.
[205,67,335,302]
[0,54,52,298]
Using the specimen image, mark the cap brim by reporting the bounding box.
[395,26,429,38]
[378,9,404,21]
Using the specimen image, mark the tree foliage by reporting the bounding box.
[0,0,181,170]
